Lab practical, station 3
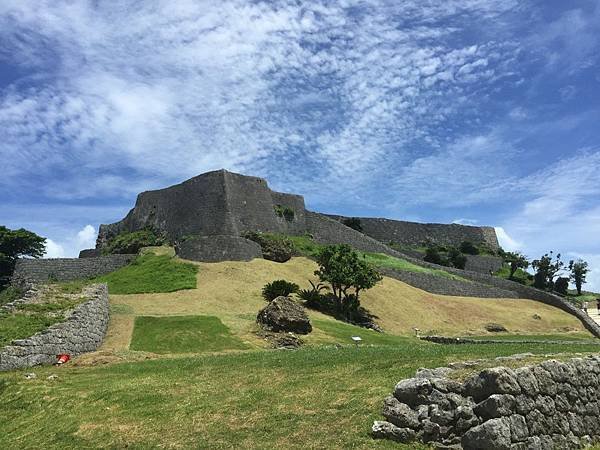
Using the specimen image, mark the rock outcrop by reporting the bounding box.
[256,296,312,334]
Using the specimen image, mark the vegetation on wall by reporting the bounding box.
[0,226,46,289]
[273,204,295,221]
[103,229,166,255]
[243,232,295,263]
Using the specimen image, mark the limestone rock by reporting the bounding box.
[256,297,312,334]
[462,417,511,450]
[382,396,419,429]
[371,421,416,442]
[474,394,516,420]
[394,378,433,407]
[465,367,521,402]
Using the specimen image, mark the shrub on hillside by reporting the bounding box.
[105,229,165,255]
[424,246,447,266]
[298,280,330,309]
[262,280,300,301]
[459,241,479,255]
[448,247,467,270]
[243,232,295,263]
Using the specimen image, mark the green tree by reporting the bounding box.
[569,259,589,295]
[314,244,382,317]
[531,252,564,291]
[502,251,529,280]
[448,247,467,269]
[0,226,46,288]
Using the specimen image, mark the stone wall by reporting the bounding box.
[379,268,518,299]
[10,255,135,286]
[326,214,500,251]
[373,356,600,449]
[464,255,504,275]
[176,235,262,262]
[0,284,109,371]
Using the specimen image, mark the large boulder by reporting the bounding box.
[256,296,312,334]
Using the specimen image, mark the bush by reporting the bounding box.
[273,205,295,221]
[243,232,295,263]
[342,217,363,232]
[262,280,299,301]
[448,247,467,269]
[0,286,23,306]
[459,241,479,255]
[485,323,508,332]
[424,246,446,265]
[105,229,165,254]
[298,281,329,309]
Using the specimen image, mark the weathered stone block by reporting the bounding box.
[462,417,511,450]
[372,421,416,442]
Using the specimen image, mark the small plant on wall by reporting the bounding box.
[273,205,295,221]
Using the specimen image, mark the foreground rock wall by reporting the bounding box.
[10,255,135,286]
[0,284,109,371]
[374,356,600,449]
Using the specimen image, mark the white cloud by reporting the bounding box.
[494,227,522,252]
[76,225,97,249]
[453,218,479,225]
[44,239,65,258]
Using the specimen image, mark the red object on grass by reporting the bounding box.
[56,354,70,365]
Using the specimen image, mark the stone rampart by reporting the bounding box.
[373,356,600,449]
[10,255,135,286]
[379,268,518,299]
[326,214,500,251]
[176,235,262,262]
[0,284,109,371]
[464,255,504,275]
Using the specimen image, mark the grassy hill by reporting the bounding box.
[1,252,597,449]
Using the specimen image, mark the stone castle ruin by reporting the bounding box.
[93,169,499,260]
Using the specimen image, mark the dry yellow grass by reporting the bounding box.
[104,256,589,352]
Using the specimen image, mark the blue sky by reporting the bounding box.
[1,1,599,290]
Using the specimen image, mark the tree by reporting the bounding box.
[502,251,529,280]
[459,241,479,255]
[0,226,46,288]
[314,244,382,317]
[569,259,589,295]
[448,247,467,269]
[531,252,564,291]
[424,246,446,266]
[342,217,363,232]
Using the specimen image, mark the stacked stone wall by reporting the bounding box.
[464,255,504,275]
[176,235,262,262]
[10,255,135,286]
[373,356,600,449]
[327,214,500,251]
[379,268,518,299]
[0,284,109,371]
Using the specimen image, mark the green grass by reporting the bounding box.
[313,319,415,346]
[95,254,198,295]
[494,265,533,285]
[460,333,598,343]
[362,252,467,281]
[16,298,83,313]
[130,315,250,354]
[1,342,599,449]
[0,313,61,348]
[0,286,23,306]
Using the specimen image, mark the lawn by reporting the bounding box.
[361,252,467,281]
[130,315,250,353]
[2,342,600,449]
[96,254,198,294]
[0,313,61,348]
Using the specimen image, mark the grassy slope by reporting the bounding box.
[1,255,598,448]
[103,256,589,357]
[2,343,600,449]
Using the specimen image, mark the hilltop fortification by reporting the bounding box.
[96,169,499,256]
